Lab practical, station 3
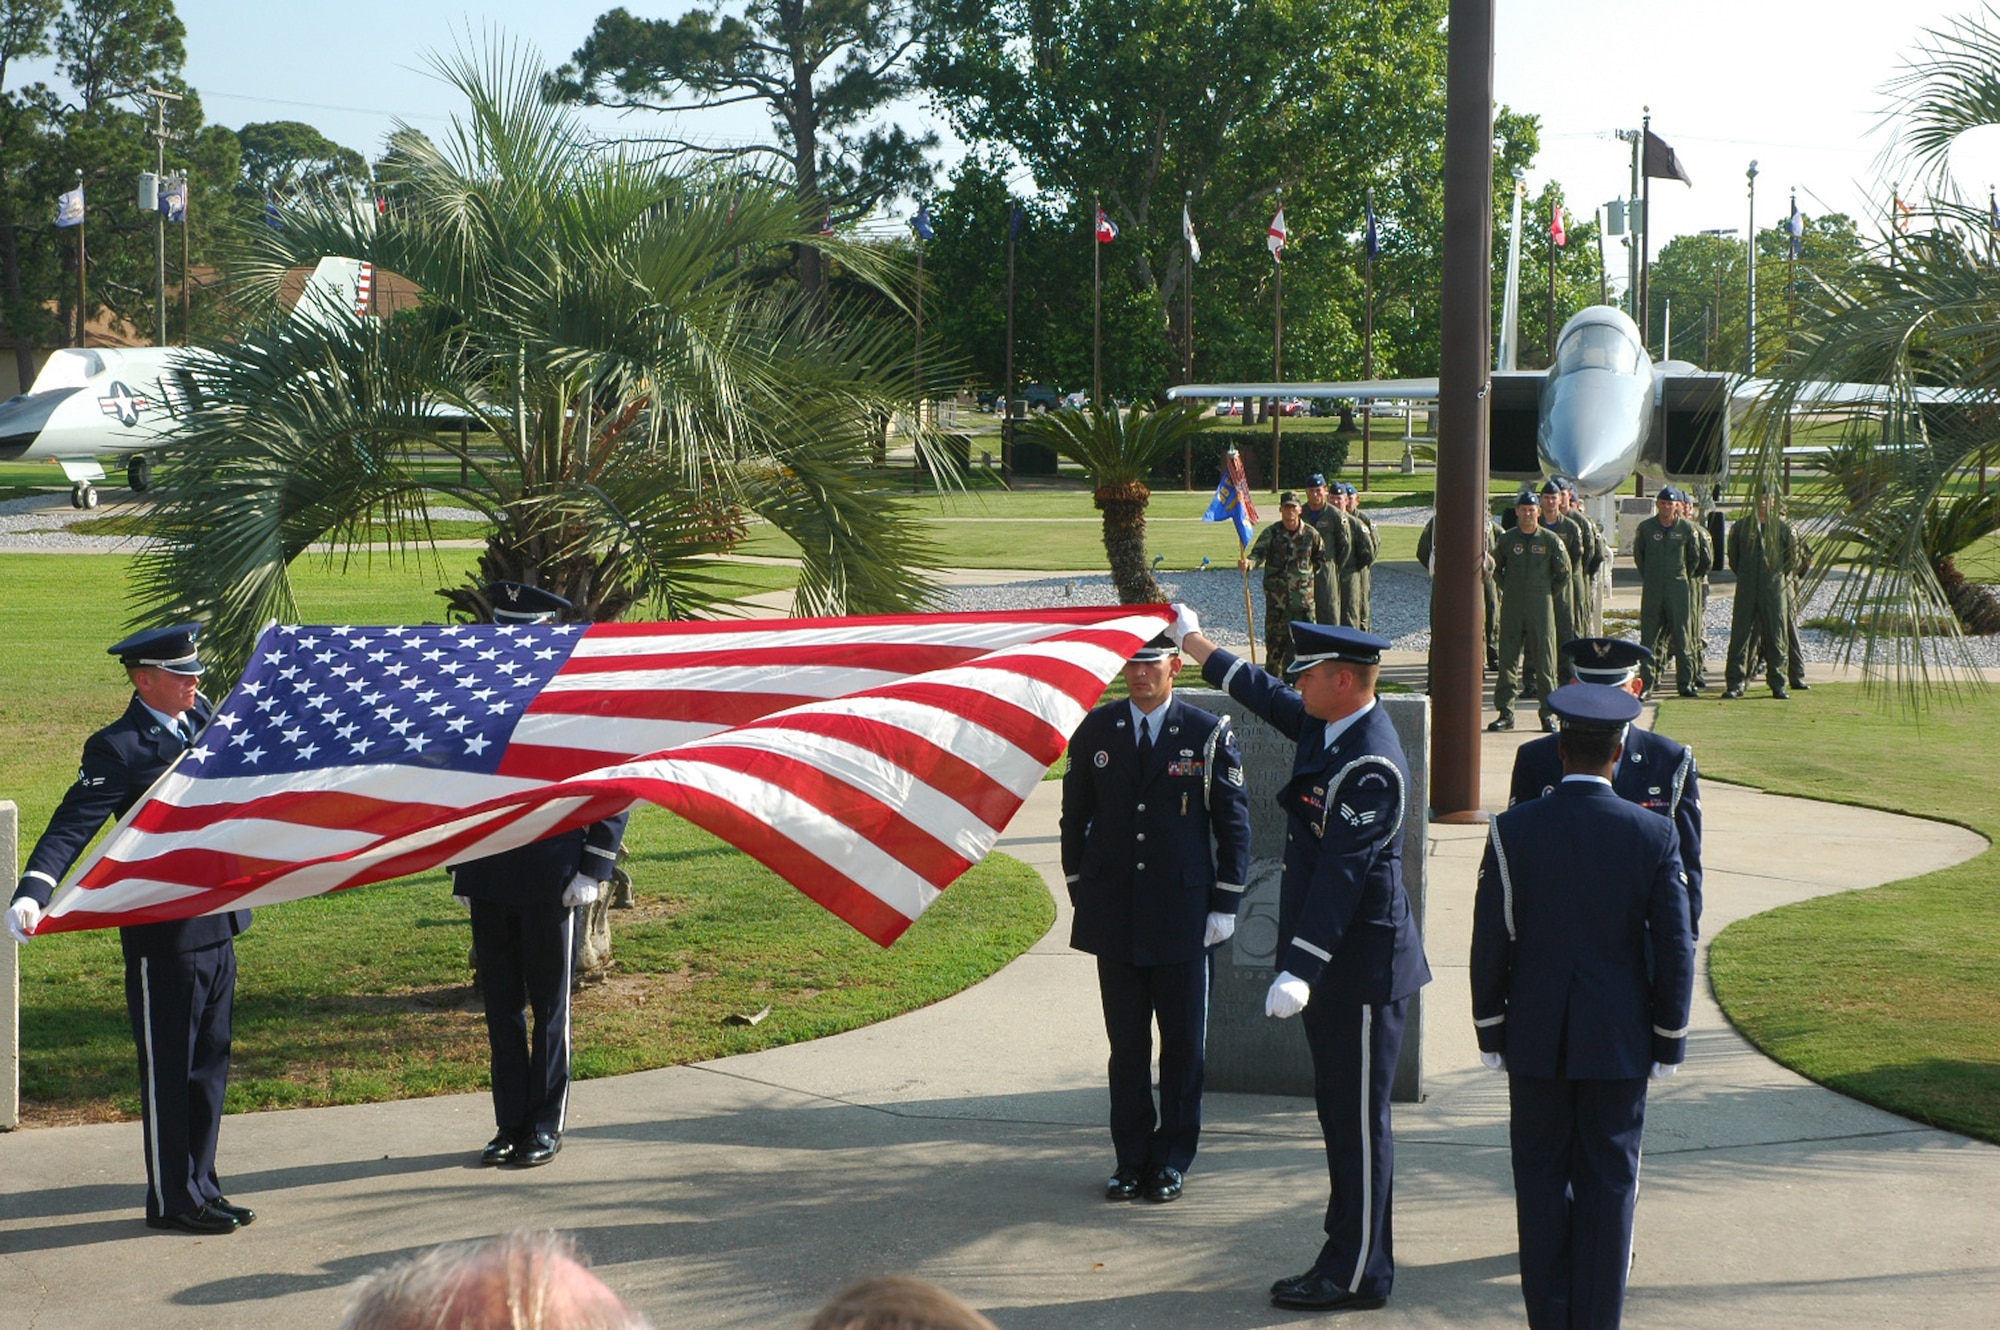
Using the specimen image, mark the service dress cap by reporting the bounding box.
[1564,637,1653,685]
[1546,682,1643,731]
[485,581,573,624]
[1128,633,1179,663]
[1285,622,1391,675]
[110,623,205,675]
[1514,488,1540,507]
[1539,479,1563,497]
[1308,472,1328,487]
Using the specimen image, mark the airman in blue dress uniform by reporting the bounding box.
[9,624,255,1235]
[448,583,629,1169]
[1062,634,1253,1204]
[1474,683,1696,1330]
[1177,614,1431,1313]
[1507,637,1705,933]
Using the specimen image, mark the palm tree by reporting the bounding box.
[1018,403,1212,603]
[1741,11,2000,691]
[130,40,945,677]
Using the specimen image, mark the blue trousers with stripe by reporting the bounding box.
[1508,1073,1649,1330]
[124,941,235,1221]
[1096,952,1211,1174]
[1301,994,1408,1299]
[471,901,577,1137]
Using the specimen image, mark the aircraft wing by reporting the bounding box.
[1729,376,1988,409]
[1166,378,1443,401]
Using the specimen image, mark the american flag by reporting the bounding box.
[39,606,1172,946]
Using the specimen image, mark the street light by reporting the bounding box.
[1746,160,1759,375]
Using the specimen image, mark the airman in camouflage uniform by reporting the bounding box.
[1490,490,1573,731]
[1302,474,1352,627]
[1631,486,1704,696]
[1535,481,1585,690]
[1242,492,1327,676]
[1337,483,1378,630]
[1723,492,1795,699]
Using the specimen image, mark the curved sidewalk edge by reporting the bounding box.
[0,738,1994,1329]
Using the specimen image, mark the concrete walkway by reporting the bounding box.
[1,718,1994,1328]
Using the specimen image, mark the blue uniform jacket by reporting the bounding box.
[1061,696,1253,966]
[1508,725,1703,930]
[14,694,251,958]
[449,812,631,907]
[1203,649,1431,1003]
[1472,782,1695,1077]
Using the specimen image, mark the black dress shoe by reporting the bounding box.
[1105,1168,1144,1201]
[480,1132,519,1166]
[1270,1268,1320,1297]
[209,1196,256,1226]
[512,1130,560,1167]
[1143,1166,1183,1203]
[1486,713,1515,731]
[1270,1272,1387,1312]
[146,1202,240,1235]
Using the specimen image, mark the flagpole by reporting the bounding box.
[1093,190,1103,408]
[73,169,85,348]
[1639,108,1652,354]
[180,170,191,341]
[1184,190,1195,491]
[1746,160,1758,376]
[1363,186,1375,491]
[1596,207,1609,306]
[912,219,925,493]
[1241,542,1258,666]
[1546,199,1558,364]
[1004,206,1017,484]
[1271,185,1283,496]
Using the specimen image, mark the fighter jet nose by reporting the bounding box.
[0,388,76,459]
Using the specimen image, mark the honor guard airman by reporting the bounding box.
[9,624,256,1235]
[1507,638,1705,933]
[449,583,630,1169]
[1302,473,1352,627]
[1061,630,1252,1205]
[1632,487,1705,696]
[1474,683,1695,1330]
[1178,619,1431,1313]
[1242,493,1327,676]
[1490,490,1572,731]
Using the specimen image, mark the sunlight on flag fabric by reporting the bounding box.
[38,606,1175,947]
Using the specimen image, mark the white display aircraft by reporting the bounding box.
[0,257,377,508]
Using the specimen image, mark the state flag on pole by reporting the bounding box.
[1267,207,1288,260]
[911,202,934,241]
[1894,192,1914,234]
[1642,130,1692,186]
[33,607,1175,948]
[1364,198,1380,260]
[1788,198,1804,259]
[1183,204,1201,264]
[1095,206,1119,243]
[1201,448,1259,547]
[55,187,85,228]
[1550,202,1566,248]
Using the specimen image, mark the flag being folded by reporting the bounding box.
[37,607,1172,947]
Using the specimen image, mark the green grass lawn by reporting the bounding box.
[1657,686,2000,1143]
[0,554,1051,1124]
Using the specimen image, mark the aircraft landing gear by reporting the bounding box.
[70,482,99,510]
[127,456,152,492]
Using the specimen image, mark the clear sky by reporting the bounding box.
[163,0,2000,260]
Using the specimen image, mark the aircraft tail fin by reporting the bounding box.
[1497,183,1524,373]
[290,257,376,333]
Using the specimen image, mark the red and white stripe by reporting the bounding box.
[43,606,1172,945]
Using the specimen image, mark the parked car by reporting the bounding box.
[1019,382,1060,412]
[1061,390,1090,409]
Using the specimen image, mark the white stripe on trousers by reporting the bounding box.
[554,908,576,1132]
[139,958,166,1217]
[1349,1005,1375,1294]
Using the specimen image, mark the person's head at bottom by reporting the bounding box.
[808,1276,998,1330]
[1547,682,1642,778]
[338,1230,650,1330]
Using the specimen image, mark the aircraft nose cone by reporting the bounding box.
[0,389,76,460]
[1539,376,1647,497]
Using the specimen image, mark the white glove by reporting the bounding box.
[8,898,43,944]
[561,873,600,909]
[453,894,471,910]
[1202,911,1237,948]
[1650,1061,1680,1080]
[1166,602,1201,647]
[1264,971,1311,1019]
[1480,1051,1505,1071]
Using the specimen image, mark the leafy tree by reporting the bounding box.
[130,41,945,677]
[0,0,62,383]
[53,0,182,111]
[1018,402,1210,602]
[546,1,937,306]
[237,120,368,201]
[923,0,1454,396]
[1648,213,1862,374]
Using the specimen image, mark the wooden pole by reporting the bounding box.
[1093,191,1103,408]
[1270,187,1283,494]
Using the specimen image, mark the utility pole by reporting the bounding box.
[140,86,182,346]
[1746,160,1759,375]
